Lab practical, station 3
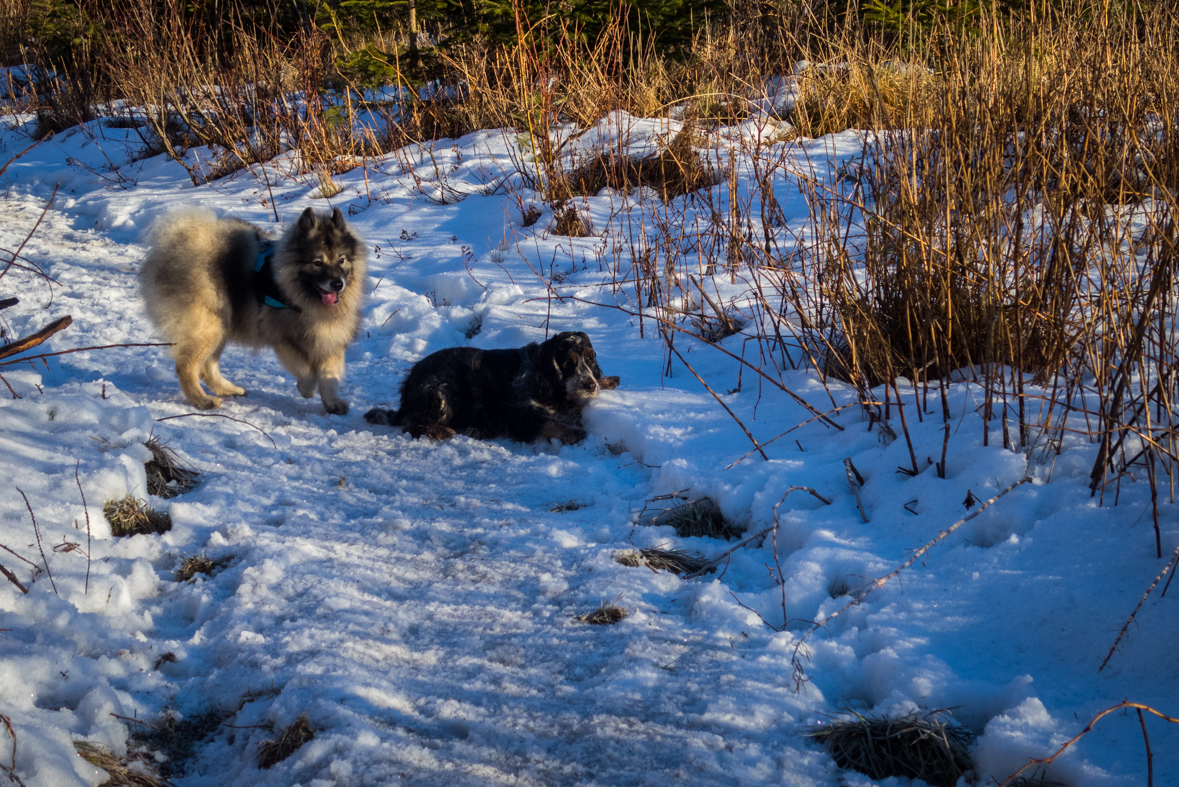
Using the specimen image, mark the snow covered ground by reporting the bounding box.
[0,107,1176,787]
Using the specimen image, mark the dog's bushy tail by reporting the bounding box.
[364,407,402,426]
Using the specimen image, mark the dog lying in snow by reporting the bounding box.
[364,331,619,444]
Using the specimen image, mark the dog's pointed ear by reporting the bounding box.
[297,207,317,236]
[331,206,347,230]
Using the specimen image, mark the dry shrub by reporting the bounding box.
[104,496,171,537]
[550,200,591,237]
[644,497,738,540]
[73,741,173,787]
[257,714,314,769]
[578,599,627,625]
[804,710,974,787]
[143,437,199,499]
[615,546,710,575]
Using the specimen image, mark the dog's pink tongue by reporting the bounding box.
[321,291,339,306]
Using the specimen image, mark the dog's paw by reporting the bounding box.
[191,395,223,410]
[210,384,247,397]
[364,408,393,425]
[323,399,350,415]
[424,425,456,441]
[559,426,587,445]
[297,378,318,398]
[598,376,621,390]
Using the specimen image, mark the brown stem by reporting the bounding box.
[667,342,768,461]
[0,563,28,594]
[999,701,1179,787]
[16,488,57,596]
[156,413,277,449]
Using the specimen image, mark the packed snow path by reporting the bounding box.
[2,115,1178,786]
[0,196,832,786]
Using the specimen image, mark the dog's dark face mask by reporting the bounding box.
[292,207,362,306]
[541,332,603,404]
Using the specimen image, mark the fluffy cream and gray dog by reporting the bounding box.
[139,206,367,414]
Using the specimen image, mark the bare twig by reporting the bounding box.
[683,526,776,580]
[0,563,28,594]
[1099,540,1179,672]
[999,701,1179,787]
[667,341,768,460]
[844,458,868,523]
[75,461,91,595]
[0,184,57,282]
[156,413,277,448]
[791,476,1032,687]
[16,488,57,596]
[0,341,171,368]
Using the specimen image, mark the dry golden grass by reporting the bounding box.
[104,496,171,537]
[73,741,173,787]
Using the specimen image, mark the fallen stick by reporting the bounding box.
[0,315,72,361]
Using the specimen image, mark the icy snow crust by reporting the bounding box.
[0,109,1175,786]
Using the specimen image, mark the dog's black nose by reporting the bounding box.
[329,278,345,292]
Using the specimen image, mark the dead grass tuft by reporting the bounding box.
[73,741,174,787]
[578,597,628,625]
[562,126,716,203]
[142,437,199,499]
[804,710,974,787]
[645,497,738,540]
[257,714,314,769]
[104,496,171,537]
[615,546,710,575]
[173,553,228,583]
[550,199,592,237]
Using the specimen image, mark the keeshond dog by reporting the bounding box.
[139,206,367,414]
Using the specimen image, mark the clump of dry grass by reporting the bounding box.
[257,714,314,769]
[174,553,229,583]
[560,126,716,203]
[104,496,172,537]
[615,546,710,575]
[143,437,199,499]
[73,741,174,787]
[804,710,974,787]
[645,497,738,540]
[578,597,628,625]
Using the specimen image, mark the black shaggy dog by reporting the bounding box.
[364,332,619,444]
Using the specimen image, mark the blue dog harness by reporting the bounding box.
[252,240,302,312]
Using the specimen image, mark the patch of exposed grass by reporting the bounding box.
[578,597,627,625]
[174,553,231,583]
[549,501,584,513]
[615,546,710,575]
[257,714,314,769]
[143,437,199,499]
[73,741,174,787]
[804,710,974,787]
[104,496,171,537]
[645,497,738,540]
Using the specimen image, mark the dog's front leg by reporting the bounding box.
[273,342,319,400]
[315,350,349,415]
